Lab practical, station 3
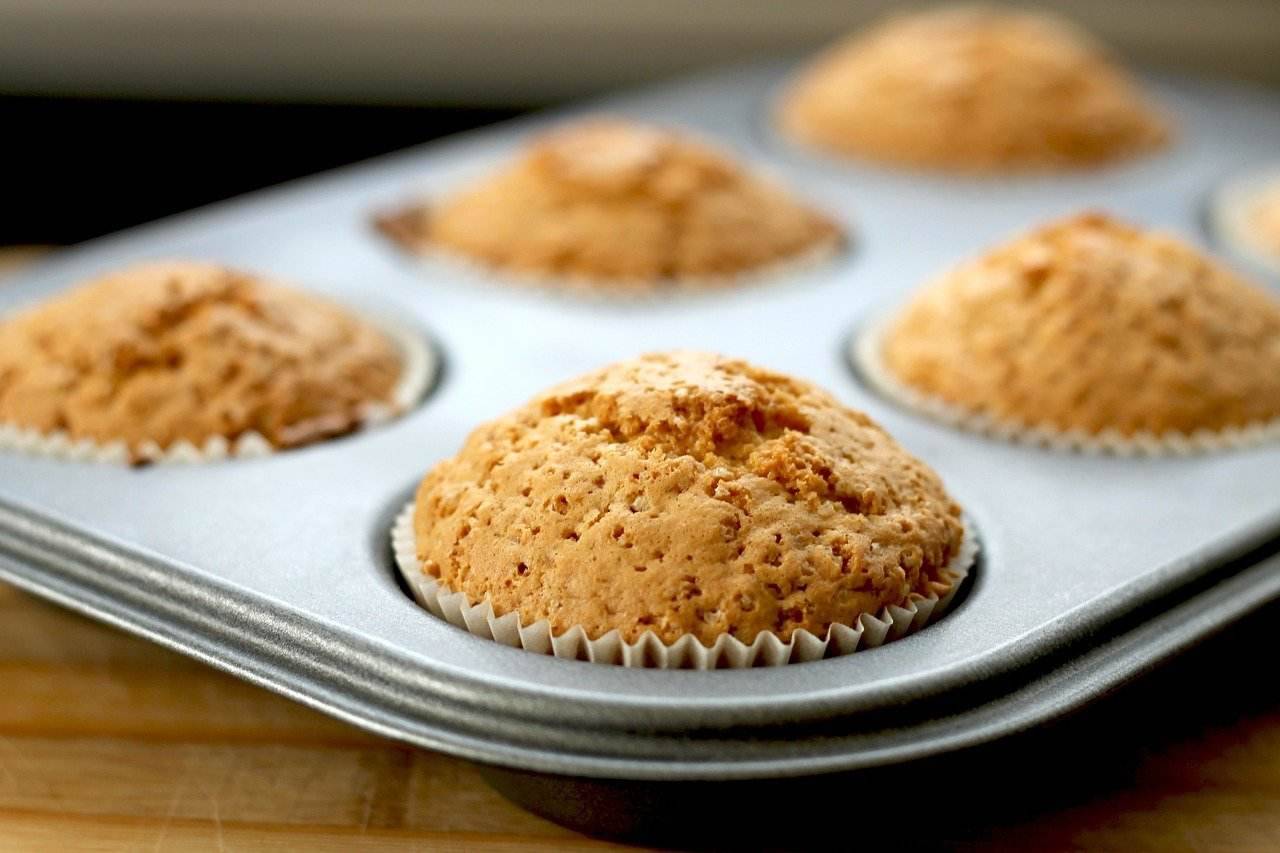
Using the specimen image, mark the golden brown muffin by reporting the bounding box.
[377,119,842,287]
[881,213,1280,438]
[1245,185,1280,260]
[778,6,1169,171]
[412,351,964,646]
[0,261,403,457]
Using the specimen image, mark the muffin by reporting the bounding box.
[871,213,1280,447]
[397,351,970,667]
[778,6,1170,172]
[0,261,421,462]
[1250,188,1280,257]
[376,119,843,290]
[1213,172,1280,273]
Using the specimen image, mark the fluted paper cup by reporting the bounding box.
[391,502,977,669]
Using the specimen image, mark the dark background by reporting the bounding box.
[2,98,521,245]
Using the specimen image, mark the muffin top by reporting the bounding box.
[412,351,964,646]
[881,213,1280,437]
[778,6,1169,171]
[0,261,403,456]
[378,119,842,287]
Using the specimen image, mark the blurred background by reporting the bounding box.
[3,0,1280,245]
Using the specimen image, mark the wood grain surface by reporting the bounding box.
[2,250,1279,851]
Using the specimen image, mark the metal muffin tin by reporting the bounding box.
[2,60,1280,826]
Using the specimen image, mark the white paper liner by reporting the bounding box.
[376,205,847,302]
[1210,166,1280,277]
[0,311,438,465]
[852,315,1280,456]
[391,502,977,669]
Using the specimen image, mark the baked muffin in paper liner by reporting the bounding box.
[393,350,974,668]
[0,262,437,464]
[855,213,1280,455]
[1211,167,1280,277]
[776,6,1170,172]
[375,118,845,297]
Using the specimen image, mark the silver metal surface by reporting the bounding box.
[1,62,1279,781]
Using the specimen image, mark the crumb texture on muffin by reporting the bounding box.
[778,6,1169,171]
[413,351,963,646]
[379,119,842,286]
[882,213,1280,437]
[0,261,402,453]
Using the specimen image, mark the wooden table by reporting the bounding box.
[2,251,1279,850]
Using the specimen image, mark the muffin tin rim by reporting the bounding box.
[2,491,1276,727]
[1,495,1276,780]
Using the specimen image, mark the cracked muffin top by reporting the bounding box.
[412,351,964,646]
[777,6,1169,171]
[881,213,1280,437]
[377,119,842,288]
[0,261,403,457]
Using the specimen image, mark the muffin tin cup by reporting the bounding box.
[851,315,1280,456]
[391,502,977,669]
[0,311,439,465]
[375,205,848,302]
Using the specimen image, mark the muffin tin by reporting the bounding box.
[2,59,1279,833]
